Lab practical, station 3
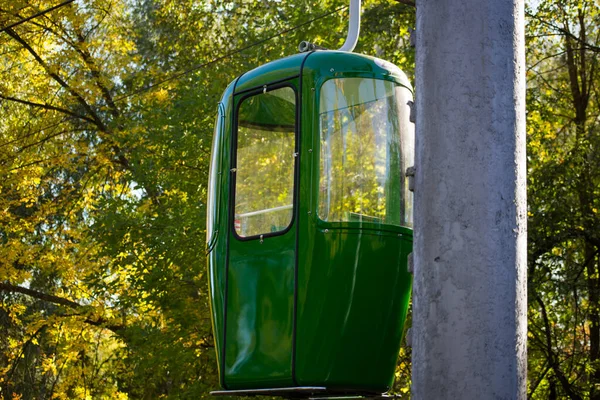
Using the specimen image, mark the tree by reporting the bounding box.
[0,0,416,398]
[526,0,600,398]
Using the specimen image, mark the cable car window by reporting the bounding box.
[319,78,414,227]
[207,107,223,244]
[234,86,296,238]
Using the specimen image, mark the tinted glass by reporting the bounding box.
[207,109,222,243]
[234,86,296,237]
[319,78,414,227]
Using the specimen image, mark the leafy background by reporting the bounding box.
[0,0,598,399]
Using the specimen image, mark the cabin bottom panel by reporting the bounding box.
[224,245,296,389]
[295,229,413,393]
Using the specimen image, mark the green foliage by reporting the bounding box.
[5,0,600,399]
[526,0,600,398]
[0,0,416,398]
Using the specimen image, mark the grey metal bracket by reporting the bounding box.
[299,41,328,52]
[407,100,416,123]
[405,166,416,192]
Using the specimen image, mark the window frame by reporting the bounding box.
[207,103,225,251]
[230,82,299,241]
[314,75,414,234]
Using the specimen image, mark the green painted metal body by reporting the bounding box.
[206,51,414,394]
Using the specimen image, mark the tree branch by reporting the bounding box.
[4,27,108,131]
[5,27,133,172]
[0,93,95,123]
[0,282,81,308]
[8,8,121,118]
[0,0,75,33]
[0,282,123,332]
[527,12,600,53]
[75,39,120,118]
[24,13,121,119]
[528,361,551,399]
[535,291,584,400]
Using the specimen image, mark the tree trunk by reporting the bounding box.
[589,247,600,400]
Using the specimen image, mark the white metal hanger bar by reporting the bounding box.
[338,0,361,52]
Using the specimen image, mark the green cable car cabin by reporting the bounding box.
[206,50,414,396]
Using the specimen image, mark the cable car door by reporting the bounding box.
[224,80,299,388]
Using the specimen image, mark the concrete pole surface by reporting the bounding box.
[411,1,527,399]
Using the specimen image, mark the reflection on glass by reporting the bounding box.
[319,78,414,227]
[234,86,296,237]
[207,110,222,243]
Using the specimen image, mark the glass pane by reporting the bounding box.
[207,110,222,243]
[234,86,296,237]
[397,86,414,227]
[318,78,414,227]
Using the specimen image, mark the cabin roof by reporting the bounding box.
[233,51,412,94]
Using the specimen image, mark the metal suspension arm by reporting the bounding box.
[338,0,361,52]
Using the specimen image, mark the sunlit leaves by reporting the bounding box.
[526,0,600,398]
[0,0,418,397]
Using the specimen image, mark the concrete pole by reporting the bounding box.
[411,1,527,399]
